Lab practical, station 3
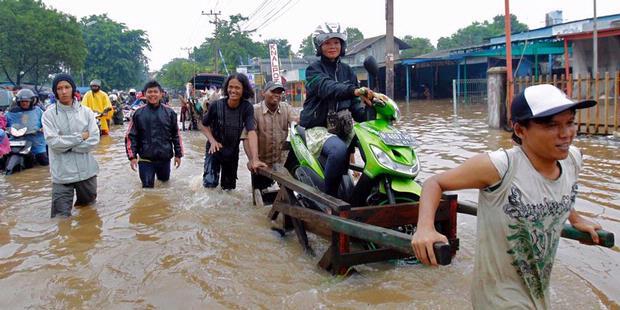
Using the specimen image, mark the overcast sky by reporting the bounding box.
[42,0,619,71]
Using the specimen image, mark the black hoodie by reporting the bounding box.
[299,56,368,129]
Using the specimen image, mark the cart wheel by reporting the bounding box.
[253,188,264,207]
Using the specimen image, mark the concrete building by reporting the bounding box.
[341,35,410,94]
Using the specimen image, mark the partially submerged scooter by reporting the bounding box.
[287,56,422,208]
[5,126,34,175]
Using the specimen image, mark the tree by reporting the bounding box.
[193,14,268,74]
[263,38,291,61]
[80,14,150,90]
[345,27,364,45]
[401,36,435,58]
[298,34,315,57]
[158,58,204,91]
[437,14,529,50]
[0,0,86,88]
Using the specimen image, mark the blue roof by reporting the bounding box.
[489,13,620,44]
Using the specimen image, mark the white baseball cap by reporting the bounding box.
[511,84,596,122]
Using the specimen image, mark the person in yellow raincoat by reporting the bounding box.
[82,79,113,135]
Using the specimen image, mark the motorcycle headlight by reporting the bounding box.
[370,145,419,177]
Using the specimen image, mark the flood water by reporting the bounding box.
[0,99,618,309]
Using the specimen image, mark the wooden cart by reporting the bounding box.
[257,167,458,275]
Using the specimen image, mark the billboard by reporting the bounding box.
[269,43,281,83]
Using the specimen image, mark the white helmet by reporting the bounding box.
[129,88,136,95]
[109,94,118,101]
[312,22,347,57]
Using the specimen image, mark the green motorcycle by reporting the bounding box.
[287,94,421,207]
[287,58,421,208]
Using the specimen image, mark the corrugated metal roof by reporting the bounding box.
[489,13,620,44]
[346,35,411,56]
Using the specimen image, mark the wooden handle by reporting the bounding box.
[457,201,615,248]
[434,242,452,265]
[561,224,615,248]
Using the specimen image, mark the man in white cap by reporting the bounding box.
[82,79,113,135]
[411,84,604,309]
[243,81,297,193]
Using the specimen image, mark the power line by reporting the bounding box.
[246,0,271,21]
[242,0,283,31]
[245,0,298,33]
[253,0,301,32]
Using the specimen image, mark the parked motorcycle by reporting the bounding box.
[5,126,34,175]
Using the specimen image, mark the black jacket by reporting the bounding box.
[299,56,367,129]
[125,103,183,161]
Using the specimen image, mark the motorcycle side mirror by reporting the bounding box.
[363,56,379,77]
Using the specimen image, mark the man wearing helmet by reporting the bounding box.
[299,22,375,198]
[5,88,49,166]
[82,79,113,135]
[126,88,137,107]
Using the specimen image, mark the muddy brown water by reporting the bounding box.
[0,100,618,309]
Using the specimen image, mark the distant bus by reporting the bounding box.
[188,73,226,91]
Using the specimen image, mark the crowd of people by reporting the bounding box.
[0,21,606,309]
[0,78,174,173]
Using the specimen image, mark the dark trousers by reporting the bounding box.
[34,152,49,166]
[203,144,239,190]
[138,160,171,188]
[51,176,97,218]
[321,136,349,197]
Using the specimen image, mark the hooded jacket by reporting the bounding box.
[299,56,367,129]
[42,100,100,184]
[125,103,183,161]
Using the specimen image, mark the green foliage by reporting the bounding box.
[157,58,205,91]
[80,14,150,90]
[193,14,269,74]
[0,0,86,87]
[298,34,315,57]
[400,36,435,58]
[437,14,529,50]
[263,38,292,60]
[345,27,364,45]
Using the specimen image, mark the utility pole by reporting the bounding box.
[593,0,598,78]
[182,47,196,86]
[504,0,514,121]
[203,10,222,74]
[181,47,192,60]
[385,0,394,98]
